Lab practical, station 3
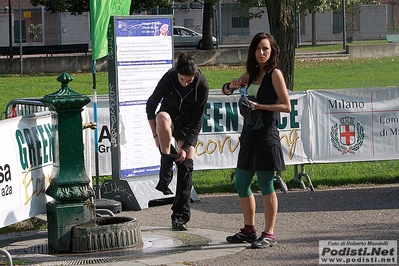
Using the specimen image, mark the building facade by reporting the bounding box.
[169,1,399,44]
[0,0,90,47]
[0,0,398,48]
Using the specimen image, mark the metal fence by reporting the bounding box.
[2,98,48,119]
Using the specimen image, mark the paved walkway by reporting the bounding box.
[1,184,399,265]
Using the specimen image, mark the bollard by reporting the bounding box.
[41,72,95,253]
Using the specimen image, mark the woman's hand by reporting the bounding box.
[230,78,242,89]
[176,149,187,163]
[248,99,259,110]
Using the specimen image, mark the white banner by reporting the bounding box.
[0,110,92,228]
[87,91,312,174]
[86,87,399,174]
[195,93,243,169]
[85,96,112,176]
[195,91,311,169]
[0,113,53,228]
[308,88,399,163]
[278,91,312,165]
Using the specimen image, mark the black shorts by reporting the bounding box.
[172,121,189,141]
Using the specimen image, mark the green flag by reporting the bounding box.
[90,0,130,60]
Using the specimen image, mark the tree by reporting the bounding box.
[30,0,171,15]
[30,0,89,14]
[130,0,170,14]
[265,0,295,91]
[237,0,296,90]
[202,0,219,50]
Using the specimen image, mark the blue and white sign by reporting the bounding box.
[108,16,174,178]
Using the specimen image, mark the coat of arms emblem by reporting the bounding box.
[330,116,364,154]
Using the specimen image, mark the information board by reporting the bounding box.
[106,15,194,210]
[108,15,174,179]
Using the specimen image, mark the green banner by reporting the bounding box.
[90,0,130,60]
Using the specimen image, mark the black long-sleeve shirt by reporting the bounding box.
[146,67,209,151]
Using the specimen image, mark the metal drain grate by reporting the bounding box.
[39,257,122,265]
[27,244,48,254]
[12,230,210,265]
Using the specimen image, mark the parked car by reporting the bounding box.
[173,26,217,49]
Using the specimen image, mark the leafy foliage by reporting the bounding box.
[296,0,382,14]
[30,0,90,14]
[236,0,265,19]
[130,0,171,14]
[30,0,171,14]
[29,24,42,40]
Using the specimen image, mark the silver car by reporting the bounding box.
[173,26,217,49]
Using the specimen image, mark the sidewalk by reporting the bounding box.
[1,184,399,265]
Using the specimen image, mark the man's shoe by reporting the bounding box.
[250,233,277,249]
[172,218,187,231]
[226,229,257,243]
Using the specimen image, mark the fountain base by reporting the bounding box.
[71,216,142,253]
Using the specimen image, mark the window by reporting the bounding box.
[14,20,27,43]
[174,28,181,35]
[333,11,342,34]
[232,17,249,28]
[149,7,171,15]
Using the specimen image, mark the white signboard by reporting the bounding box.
[108,15,174,178]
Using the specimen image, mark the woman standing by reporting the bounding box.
[222,33,291,248]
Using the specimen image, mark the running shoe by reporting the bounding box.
[172,217,187,231]
[226,229,257,243]
[250,233,277,248]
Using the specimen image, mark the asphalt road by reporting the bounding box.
[124,184,399,265]
[1,184,398,266]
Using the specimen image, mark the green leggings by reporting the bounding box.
[234,168,275,198]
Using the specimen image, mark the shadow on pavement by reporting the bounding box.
[190,185,399,214]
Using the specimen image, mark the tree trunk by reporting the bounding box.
[202,1,214,50]
[312,11,317,46]
[265,0,296,91]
